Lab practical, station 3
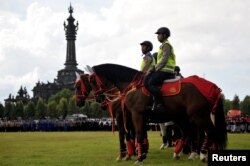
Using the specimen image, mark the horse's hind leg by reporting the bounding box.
[200,131,208,162]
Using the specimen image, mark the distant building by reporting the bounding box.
[32,4,84,101]
[4,86,30,104]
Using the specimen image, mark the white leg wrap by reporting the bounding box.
[200,152,207,161]
[188,152,197,160]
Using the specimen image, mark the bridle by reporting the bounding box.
[89,73,120,102]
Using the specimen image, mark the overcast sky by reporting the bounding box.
[0,0,250,104]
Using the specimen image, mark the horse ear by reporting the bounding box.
[75,72,81,81]
[86,65,94,74]
[83,66,89,73]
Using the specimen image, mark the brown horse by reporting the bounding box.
[75,63,227,164]
[75,73,137,161]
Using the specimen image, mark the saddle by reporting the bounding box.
[141,76,181,96]
[161,76,181,96]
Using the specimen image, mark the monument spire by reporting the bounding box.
[63,3,79,69]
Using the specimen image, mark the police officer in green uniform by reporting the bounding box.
[144,27,176,110]
[140,41,155,72]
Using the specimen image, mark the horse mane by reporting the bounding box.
[92,63,143,84]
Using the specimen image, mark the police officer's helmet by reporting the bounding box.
[155,27,171,38]
[140,41,153,51]
[174,66,180,72]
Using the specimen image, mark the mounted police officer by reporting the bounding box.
[140,41,155,72]
[144,27,176,110]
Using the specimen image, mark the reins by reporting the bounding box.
[79,71,145,134]
[88,73,122,134]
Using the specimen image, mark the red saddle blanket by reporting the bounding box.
[181,75,221,106]
[161,80,181,96]
[161,75,221,105]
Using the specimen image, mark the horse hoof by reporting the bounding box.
[173,156,180,160]
[173,152,181,160]
[116,152,127,161]
[123,154,132,161]
[200,153,207,163]
[188,152,197,160]
[160,143,169,150]
[201,158,208,163]
[134,160,143,165]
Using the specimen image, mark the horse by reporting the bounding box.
[75,73,137,161]
[75,63,227,164]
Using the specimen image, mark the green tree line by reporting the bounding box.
[0,89,109,120]
[1,91,250,120]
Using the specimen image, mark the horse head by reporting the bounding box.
[74,72,92,107]
[74,70,114,107]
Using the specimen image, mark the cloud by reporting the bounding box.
[0,0,250,103]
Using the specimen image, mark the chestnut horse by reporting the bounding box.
[75,73,137,161]
[75,63,227,164]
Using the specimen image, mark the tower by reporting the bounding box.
[32,4,84,101]
[56,4,83,85]
[64,4,78,70]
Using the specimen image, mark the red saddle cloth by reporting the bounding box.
[181,75,221,106]
[161,75,221,105]
[161,80,181,96]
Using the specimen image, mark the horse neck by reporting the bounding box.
[94,65,143,92]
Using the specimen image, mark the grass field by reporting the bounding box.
[0,132,250,166]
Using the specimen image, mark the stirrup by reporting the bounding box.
[151,102,163,111]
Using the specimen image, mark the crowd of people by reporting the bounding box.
[0,118,113,132]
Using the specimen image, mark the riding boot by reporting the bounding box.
[152,96,164,111]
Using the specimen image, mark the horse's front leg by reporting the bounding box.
[173,121,189,160]
[124,115,137,161]
[116,127,127,161]
[116,110,127,161]
[132,111,148,163]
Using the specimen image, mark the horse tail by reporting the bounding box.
[214,97,228,149]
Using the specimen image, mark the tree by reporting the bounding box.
[0,103,5,118]
[57,98,68,119]
[4,102,14,120]
[35,98,46,119]
[232,94,240,110]
[68,96,79,115]
[15,101,24,119]
[80,101,90,116]
[48,89,73,103]
[89,102,104,118]
[224,99,232,114]
[240,95,250,116]
[47,100,58,118]
[23,101,35,119]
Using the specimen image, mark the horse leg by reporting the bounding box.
[124,131,135,160]
[116,108,127,161]
[159,123,169,150]
[173,122,188,160]
[200,131,208,162]
[132,112,148,164]
[187,123,201,160]
[188,135,199,160]
[123,112,136,161]
[116,128,127,161]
